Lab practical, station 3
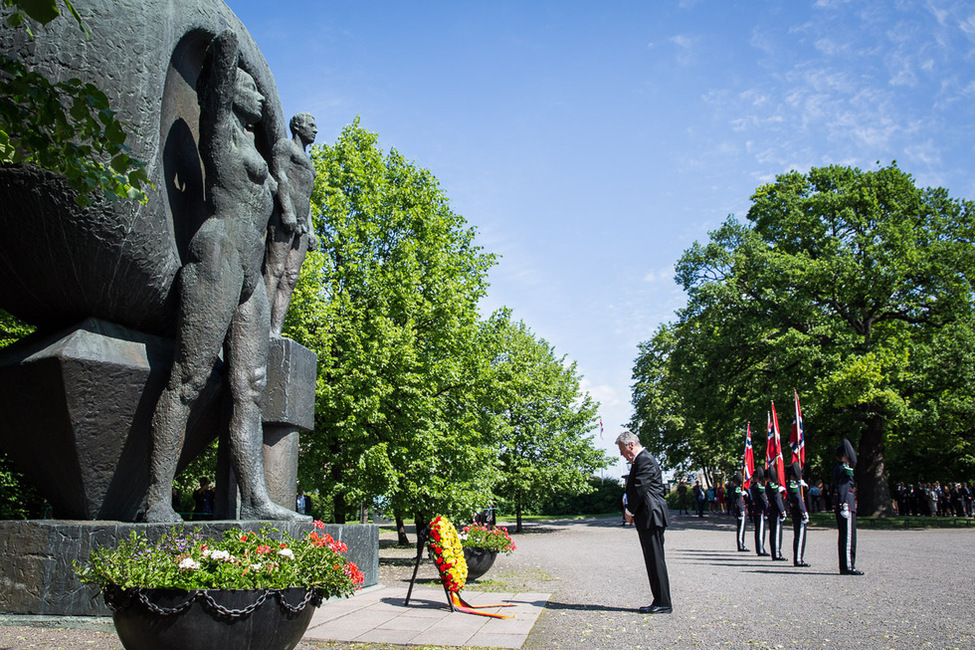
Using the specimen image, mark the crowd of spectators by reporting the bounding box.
[893,482,973,517]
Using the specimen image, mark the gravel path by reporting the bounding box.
[508,514,975,649]
[1,514,973,648]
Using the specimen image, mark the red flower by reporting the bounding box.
[313,520,325,530]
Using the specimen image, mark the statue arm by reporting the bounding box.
[197,30,239,159]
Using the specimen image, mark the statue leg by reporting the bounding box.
[270,234,309,335]
[226,282,308,521]
[264,226,291,336]
[145,259,240,523]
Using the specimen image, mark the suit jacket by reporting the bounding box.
[625,449,670,530]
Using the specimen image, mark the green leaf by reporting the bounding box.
[16,0,60,24]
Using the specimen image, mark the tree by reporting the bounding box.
[285,119,498,535]
[632,164,975,515]
[483,310,609,531]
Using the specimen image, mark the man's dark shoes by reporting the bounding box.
[737,547,749,552]
[794,561,811,567]
[639,605,672,614]
[841,569,864,575]
[757,551,770,556]
[772,555,787,561]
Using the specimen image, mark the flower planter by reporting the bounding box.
[106,587,320,650]
[463,547,498,581]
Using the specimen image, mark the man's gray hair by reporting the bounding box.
[615,430,641,446]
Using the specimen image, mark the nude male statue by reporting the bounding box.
[264,112,318,336]
[144,30,306,523]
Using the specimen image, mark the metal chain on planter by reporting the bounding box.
[134,589,200,616]
[199,589,270,618]
[106,587,321,619]
[272,588,321,614]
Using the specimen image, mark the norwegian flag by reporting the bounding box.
[767,402,787,489]
[742,422,755,489]
[790,389,805,468]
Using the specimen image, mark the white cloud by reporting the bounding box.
[643,266,675,284]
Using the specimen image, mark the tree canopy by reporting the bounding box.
[286,119,498,526]
[480,310,609,531]
[631,164,975,514]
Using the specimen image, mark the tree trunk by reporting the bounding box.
[856,414,894,516]
[330,461,346,524]
[394,511,409,546]
[515,501,523,533]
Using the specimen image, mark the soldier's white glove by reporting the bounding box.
[801,512,809,523]
[840,504,850,519]
[779,513,786,522]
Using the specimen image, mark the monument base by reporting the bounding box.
[0,520,378,616]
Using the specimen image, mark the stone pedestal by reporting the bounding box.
[0,520,378,615]
[0,319,221,520]
[262,337,317,510]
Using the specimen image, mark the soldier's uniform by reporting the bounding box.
[766,477,787,561]
[787,460,809,567]
[749,471,769,556]
[732,481,748,551]
[832,439,862,575]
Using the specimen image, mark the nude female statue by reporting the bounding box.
[144,30,305,523]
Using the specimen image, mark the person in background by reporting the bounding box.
[192,476,215,521]
[677,481,689,515]
[693,481,707,518]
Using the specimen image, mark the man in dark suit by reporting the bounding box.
[616,431,672,614]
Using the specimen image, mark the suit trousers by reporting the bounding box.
[637,525,671,608]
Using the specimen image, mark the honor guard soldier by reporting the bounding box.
[766,468,787,561]
[731,478,748,551]
[832,438,863,575]
[787,458,810,567]
[749,467,770,556]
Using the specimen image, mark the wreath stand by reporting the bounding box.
[405,521,514,618]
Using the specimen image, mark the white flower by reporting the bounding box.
[204,549,233,562]
[250,563,263,571]
[277,548,294,560]
[178,557,200,571]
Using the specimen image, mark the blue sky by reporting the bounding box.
[226,0,975,477]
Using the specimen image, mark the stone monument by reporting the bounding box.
[0,0,377,614]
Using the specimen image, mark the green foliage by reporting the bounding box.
[0,0,151,205]
[288,118,498,523]
[457,522,516,554]
[75,524,364,595]
[2,0,85,35]
[0,308,33,349]
[538,476,625,516]
[0,451,46,519]
[483,311,610,518]
[632,164,975,514]
[0,54,150,205]
[0,310,41,519]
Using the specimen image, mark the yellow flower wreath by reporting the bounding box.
[427,515,468,592]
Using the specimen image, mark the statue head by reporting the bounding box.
[234,68,264,124]
[290,112,317,147]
